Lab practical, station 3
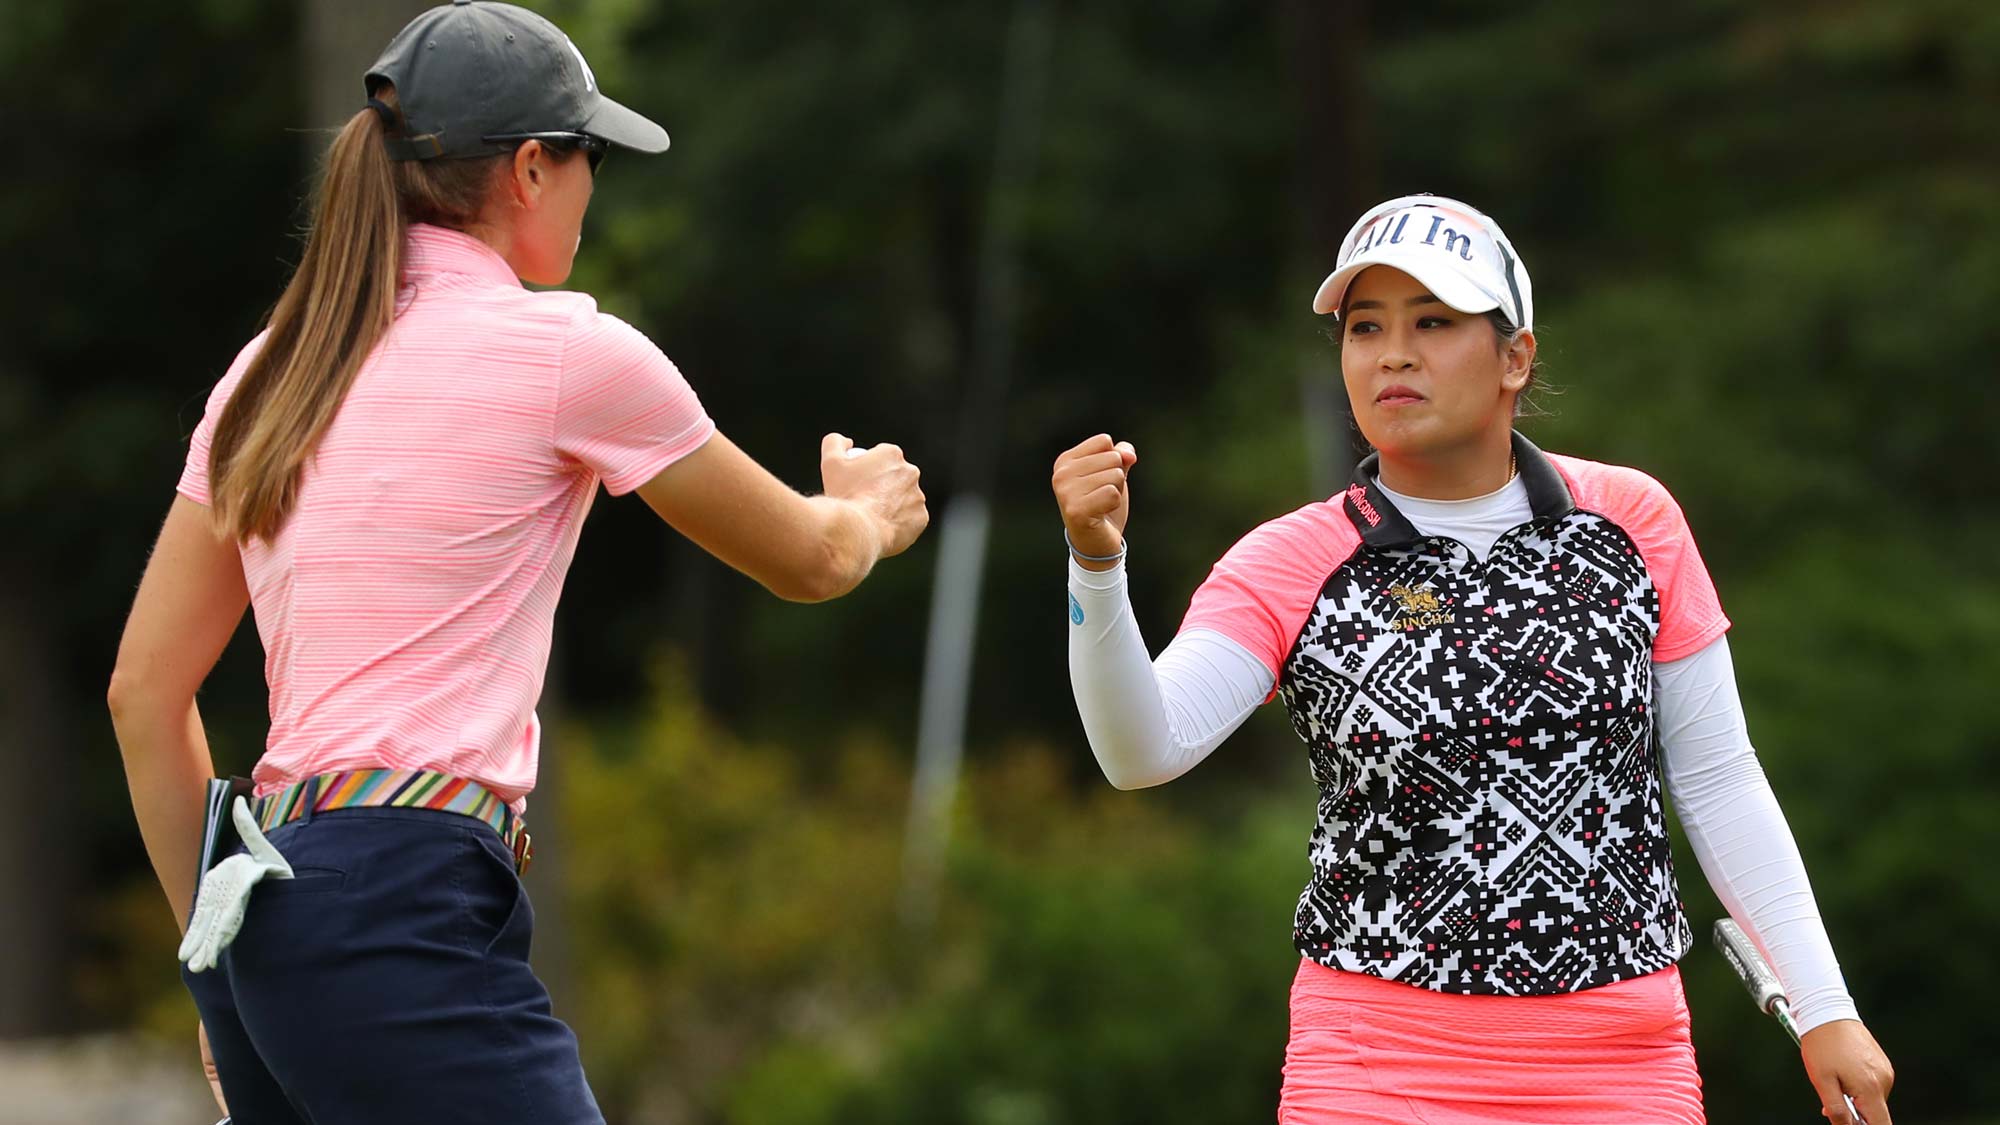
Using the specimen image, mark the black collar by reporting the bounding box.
[1340,431,1576,548]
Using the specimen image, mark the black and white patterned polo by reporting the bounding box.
[1180,433,1729,995]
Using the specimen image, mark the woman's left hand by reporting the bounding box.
[1800,1018,1893,1124]
[198,1020,229,1116]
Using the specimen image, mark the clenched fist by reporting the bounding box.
[1052,434,1137,569]
[821,432,928,559]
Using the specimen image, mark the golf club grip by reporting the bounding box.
[1713,921,1869,1123]
[1712,918,1786,1014]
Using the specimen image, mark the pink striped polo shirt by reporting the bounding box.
[179,223,715,807]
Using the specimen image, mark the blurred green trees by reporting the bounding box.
[7,0,1996,1121]
[560,662,1305,1123]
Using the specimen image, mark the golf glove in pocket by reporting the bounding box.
[179,797,292,973]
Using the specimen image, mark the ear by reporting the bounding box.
[506,141,547,209]
[1499,328,1536,394]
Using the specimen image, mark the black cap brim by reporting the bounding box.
[581,95,670,154]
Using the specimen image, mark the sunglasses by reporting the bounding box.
[483,131,609,174]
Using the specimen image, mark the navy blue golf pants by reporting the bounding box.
[181,806,604,1124]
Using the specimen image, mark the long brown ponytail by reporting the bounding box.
[208,87,503,542]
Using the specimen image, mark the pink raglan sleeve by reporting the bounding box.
[1178,502,1357,701]
[1569,462,1731,662]
[555,304,716,496]
[176,330,268,506]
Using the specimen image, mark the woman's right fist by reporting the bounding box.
[1052,434,1137,566]
[822,432,928,558]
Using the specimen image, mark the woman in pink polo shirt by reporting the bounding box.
[107,4,924,1123]
[1053,195,1894,1123]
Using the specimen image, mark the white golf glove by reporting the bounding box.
[178,798,293,973]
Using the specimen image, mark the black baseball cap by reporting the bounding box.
[365,0,669,161]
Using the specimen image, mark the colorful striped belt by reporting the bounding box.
[251,768,533,875]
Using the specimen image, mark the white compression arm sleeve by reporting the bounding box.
[1067,558,1272,789]
[1658,636,1860,1033]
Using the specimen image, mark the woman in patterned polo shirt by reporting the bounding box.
[1052,194,1894,1124]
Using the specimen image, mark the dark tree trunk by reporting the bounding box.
[1283,0,1371,491]
[304,0,431,147]
[0,562,75,1035]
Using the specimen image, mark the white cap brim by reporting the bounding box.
[1311,248,1504,318]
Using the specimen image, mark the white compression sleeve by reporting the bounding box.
[1067,558,1273,789]
[1657,636,1860,1033]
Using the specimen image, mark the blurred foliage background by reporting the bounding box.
[2,0,1995,1122]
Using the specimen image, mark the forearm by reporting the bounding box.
[1658,639,1858,1032]
[1067,559,1267,788]
[110,692,217,934]
[800,495,884,602]
[1068,559,1173,786]
[633,434,922,604]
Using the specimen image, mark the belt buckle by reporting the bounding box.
[512,828,534,876]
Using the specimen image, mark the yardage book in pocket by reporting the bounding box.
[195,776,256,876]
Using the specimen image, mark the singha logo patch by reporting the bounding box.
[1387,583,1454,631]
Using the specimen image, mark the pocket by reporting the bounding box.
[461,830,534,960]
[253,865,347,897]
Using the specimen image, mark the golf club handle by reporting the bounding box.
[1713,918,1787,1012]
[1712,920,1866,1123]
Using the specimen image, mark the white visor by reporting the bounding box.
[1310,195,1533,331]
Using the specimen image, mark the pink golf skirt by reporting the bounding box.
[1279,959,1703,1124]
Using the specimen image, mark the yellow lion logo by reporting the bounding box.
[1387,584,1452,631]
[1388,585,1443,614]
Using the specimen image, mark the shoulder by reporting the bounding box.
[1223,496,1361,564]
[440,283,604,341]
[1549,452,1717,587]
[543,288,603,325]
[203,327,274,413]
[458,289,670,381]
[1181,496,1361,677]
[1549,453,1682,526]
[510,287,603,335]
[547,294,671,362]
[232,326,275,366]
[1199,496,1362,598]
[1549,452,1730,653]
